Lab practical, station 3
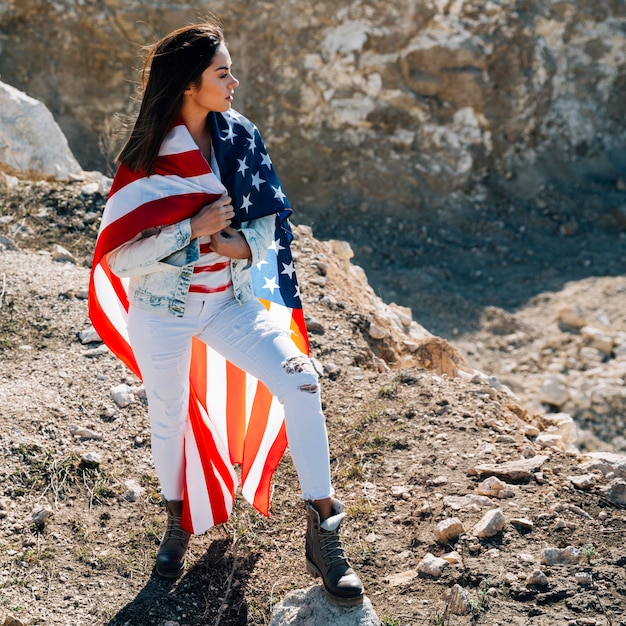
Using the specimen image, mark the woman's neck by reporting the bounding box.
[180,110,212,160]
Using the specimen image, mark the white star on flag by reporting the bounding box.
[222,125,237,143]
[272,185,287,202]
[262,276,279,294]
[269,238,285,253]
[241,193,252,212]
[293,284,301,299]
[256,258,269,271]
[247,134,257,152]
[281,261,295,279]
[237,157,249,176]
[261,152,272,168]
[251,171,265,191]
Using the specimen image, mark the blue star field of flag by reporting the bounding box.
[209,109,301,310]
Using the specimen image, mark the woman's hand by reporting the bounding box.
[190,195,235,239]
[210,227,252,260]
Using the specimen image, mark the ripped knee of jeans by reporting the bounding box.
[282,356,319,393]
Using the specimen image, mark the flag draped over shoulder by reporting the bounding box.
[88,109,309,535]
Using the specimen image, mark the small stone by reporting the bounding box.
[121,479,145,502]
[384,569,418,586]
[29,507,53,526]
[575,571,593,586]
[81,452,102,466]
[472,508,506,538]
[78,326,101,344]
[51,244,76,263]
[434,517,465,544]
[111,383,136,408]
[444,583,472,615]
[503,572,518,585]
[568,474,596,490]
[600,479,626,507]
[69,425,103,440]
[526,569,548,586]
[541,546,580,566]
[417,553,449,578]
[442,551,461,564]
[476,476,508,497]
[510,517,534,530]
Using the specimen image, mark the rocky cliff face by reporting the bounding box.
[1,0,624,213]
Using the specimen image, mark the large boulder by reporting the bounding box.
[0,81,83,180]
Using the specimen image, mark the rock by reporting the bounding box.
[68,425,103,441]
[51,244,76,263]
[2,617,26,626]
[434,517,465,544]
[600,479,626,507]
[568,474,596,490]
[575,571,593,586]
[417,553,449,578]
[557,305,588,329]
[28,506,52,527]
[468,456,549,483]
[510,518,534,531]
[269,585,379,625]
[580,452,626,480]
[384,570,418,587]
[444,583,472,616]
[78,326,101,344]
[443,494,494,511]
[442,551,461,564]
[526,569,548,586]
[476,476,510,498]
[539,376,570,407]
[80,452,102,466]
[121,480,145,503]
[472,508,506,538]
[0,81,82,180]
[541,546,580,566]
[111,383,136,408]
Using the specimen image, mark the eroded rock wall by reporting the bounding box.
[1,0,624,211]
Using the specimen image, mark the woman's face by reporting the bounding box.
[185,43,239,113]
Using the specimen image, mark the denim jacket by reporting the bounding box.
[107,214,275,317]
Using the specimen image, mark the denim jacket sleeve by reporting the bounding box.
[236,213,275,270]
[107,219,199,278]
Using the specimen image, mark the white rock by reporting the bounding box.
[443,494,494,511]
[575,571,593,586]
[581,325,614,355]
[0,81,83,180]
[269,584,379,625]
[121,480,145,503]
[557,305,588,328]
[111,383,136,408]
[417,553,449,578]
[476,476,508,497]
[78,326,101,344]
[539,376,570,407]
[472,508,506,538]
[541,546,580,566]
[51,244,76,263]
[81,452,102,465]
[600,479,626,507]
[568,474,596,490]
[442,551,462,564]
[434,517,465,544]
[384,569,418,587]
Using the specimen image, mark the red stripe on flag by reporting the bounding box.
[240,382,273,485]
[225,362,247,465]
[188,281,232,294]
[290,308,310,355]
[94,193,220,266]
[184,395,235,530]
[252,421,288,516]
[189,338,208,413]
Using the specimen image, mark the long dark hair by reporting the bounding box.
[117,22,224,174]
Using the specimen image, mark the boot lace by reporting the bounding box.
[318,528,347,569]
[164,513,190,543]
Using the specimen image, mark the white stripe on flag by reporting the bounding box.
[93,265,130,344]
[241,395,284,504]
[204,346,229,447]
[100,173,226,232]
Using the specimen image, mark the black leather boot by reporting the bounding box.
[155,499,191,578]
[305,499,364,605]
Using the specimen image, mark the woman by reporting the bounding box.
[88,21,363,606]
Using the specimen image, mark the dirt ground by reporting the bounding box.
[0,176,625,626]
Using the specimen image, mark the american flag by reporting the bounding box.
[89,110,309,534]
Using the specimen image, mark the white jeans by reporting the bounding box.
[127,290,332,503]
